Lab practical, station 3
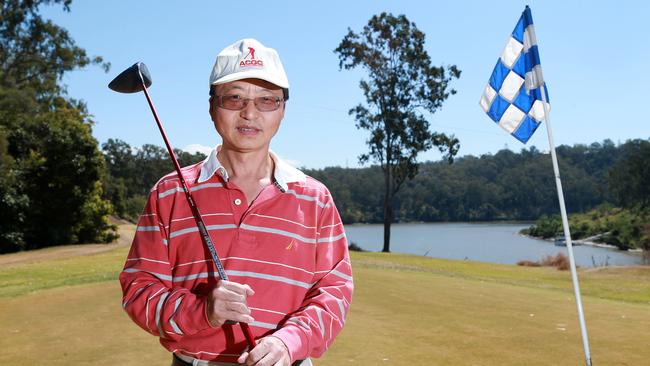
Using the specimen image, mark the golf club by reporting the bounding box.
[109,62,256,348]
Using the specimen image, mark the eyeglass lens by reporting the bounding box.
[218,95,283,112]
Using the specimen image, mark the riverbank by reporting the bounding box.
[346,222,644,267]
[522,230,649,257]
[521,206,650,252]
[519,232,623,251]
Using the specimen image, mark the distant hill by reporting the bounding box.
[305,139,648,223]
[100,138,649,225]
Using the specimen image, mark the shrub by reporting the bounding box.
[517,253,570,270]
[540,253,571,270]
[522,215,562,239]
[516,260,541,267]
[348,242,366,252]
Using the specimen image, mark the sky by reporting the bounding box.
[42,0,649,169]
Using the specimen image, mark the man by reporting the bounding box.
[119,38,353,366]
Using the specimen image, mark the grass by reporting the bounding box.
[320,261,650,365]
[0,248,125,298]
[350,252,650,304]
[1,226,649,365]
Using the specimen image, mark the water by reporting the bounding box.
[344,222,645,267]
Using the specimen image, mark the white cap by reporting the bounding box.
[209,38,289,92]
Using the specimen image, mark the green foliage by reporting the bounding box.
[521,215,561,239]
[1,96,117,251]
[308,165,383,223]
[608,139,650,208]
[101,139,206,221]
[0,0,109,99]
[334,12,460,252]
[0,0,115,253]
[598,208,650,251]
[306,139,647,225]
[524,205,650,251]
[522,139,650,251]
[0,127,28,249]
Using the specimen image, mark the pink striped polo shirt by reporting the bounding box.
[119,148,353,364]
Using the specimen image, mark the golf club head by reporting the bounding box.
[108,62,152,93]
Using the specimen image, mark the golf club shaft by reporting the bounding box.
[140,84,256,349]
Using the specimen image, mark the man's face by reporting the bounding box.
[209,78,285,153]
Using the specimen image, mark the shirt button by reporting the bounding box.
[234,198,242,206]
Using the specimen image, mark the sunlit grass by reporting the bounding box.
[1,231,649,365]
[0,247,127,298]
[350,252,650,304]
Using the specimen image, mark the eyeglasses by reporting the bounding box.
[214,94,284,112]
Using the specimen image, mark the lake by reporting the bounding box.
[344,222,645,267]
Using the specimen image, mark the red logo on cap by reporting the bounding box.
[240,47,263,67]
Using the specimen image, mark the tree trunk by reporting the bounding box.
[382,167,392,253]
[382,201,392,253]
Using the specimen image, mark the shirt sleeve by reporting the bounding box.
[272,191,354,361]
[119,187,213,341]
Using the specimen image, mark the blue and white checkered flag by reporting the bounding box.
[480,6,549,143]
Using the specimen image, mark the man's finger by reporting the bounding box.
[237,351,249,364]
[214,287,247,303]
[220,310,253,324]
[245,340,270,364]
[220,280,255,296]
[225,300,251,314]
[254,352,278,366]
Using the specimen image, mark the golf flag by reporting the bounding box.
[479,6,549,143]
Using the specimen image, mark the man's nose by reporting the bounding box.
[239,99,259,119]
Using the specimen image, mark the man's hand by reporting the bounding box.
[205,280,255,327]
[237,336,291,366]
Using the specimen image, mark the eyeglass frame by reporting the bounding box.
[209,85,290,102]
[212,94,285,112]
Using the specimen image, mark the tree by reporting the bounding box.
[0,0,115,252]
[609,139,650,208]
[303,140,638,226]
[335,13,461,252]
[0,127,28,250]
[101,138,137,218]
[0,0,109,100]
[101,139,207,221]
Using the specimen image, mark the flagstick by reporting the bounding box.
[539,86,593,366]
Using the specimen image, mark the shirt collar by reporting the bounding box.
[197,145,306,192]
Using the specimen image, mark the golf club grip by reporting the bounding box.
[140,84,256,348]
[240,323,256,348]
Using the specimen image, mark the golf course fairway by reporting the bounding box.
[1,223,649,365]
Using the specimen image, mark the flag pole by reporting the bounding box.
[539,83,593,366]
[480,6,594,363]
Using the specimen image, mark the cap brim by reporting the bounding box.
[211,69,289,89]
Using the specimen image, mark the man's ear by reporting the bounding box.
[209,97,214,113]
[208,85,216,113]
